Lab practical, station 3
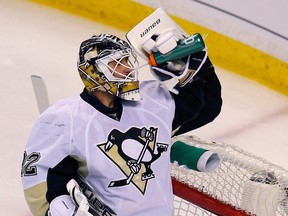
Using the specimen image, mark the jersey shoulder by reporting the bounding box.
[41,96,88,118]
[140,80,172,98]
[139,80,175,112]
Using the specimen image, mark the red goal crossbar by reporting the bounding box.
[172,178,252,216]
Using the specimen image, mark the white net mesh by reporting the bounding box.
[171,135,288,216]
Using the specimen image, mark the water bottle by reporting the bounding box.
[148,33,205,66]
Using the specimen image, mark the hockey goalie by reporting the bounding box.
[21,8,222,216]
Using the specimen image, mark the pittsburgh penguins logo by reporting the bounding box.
[97,127,168,194]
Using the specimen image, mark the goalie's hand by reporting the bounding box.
[47,183,93,216]
[141,30,182,55]
[150,51,208,94]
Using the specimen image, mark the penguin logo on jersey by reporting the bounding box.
[97,126,168,194]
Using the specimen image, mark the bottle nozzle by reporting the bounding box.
[148,53,158,67]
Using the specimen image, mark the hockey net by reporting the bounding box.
[171,135,288,216]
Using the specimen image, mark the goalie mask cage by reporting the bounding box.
[171,135,288,216]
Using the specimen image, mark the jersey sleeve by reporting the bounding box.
[21,102,73,216]
[172,55,222,136]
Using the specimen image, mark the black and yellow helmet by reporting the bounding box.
[78,34,141,101]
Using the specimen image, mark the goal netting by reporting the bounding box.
[171,135,288,216]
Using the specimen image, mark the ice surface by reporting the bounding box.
[0,1,287,215]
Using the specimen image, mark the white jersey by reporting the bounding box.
[22,80,176,216]
[22,56,223,216]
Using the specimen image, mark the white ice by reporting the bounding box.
[0,1,287,215]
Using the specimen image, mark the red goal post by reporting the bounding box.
[171,135,288,216]
[172,178,251,216]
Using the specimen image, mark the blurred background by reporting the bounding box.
[0,0,287,215]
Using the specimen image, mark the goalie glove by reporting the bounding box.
[48,195,79,216]
[69,175,117,216]
[66,179,93,216]
[141,32,208,94]
[151,50,208,94]
[48,179,109,216]
[47,180,93,216]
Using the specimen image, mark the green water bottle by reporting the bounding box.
[148,33,205,66]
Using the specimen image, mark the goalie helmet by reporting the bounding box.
[77,34,141,101]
